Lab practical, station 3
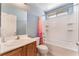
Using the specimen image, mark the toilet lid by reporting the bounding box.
[37,45,48,50]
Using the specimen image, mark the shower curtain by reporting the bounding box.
[37,16,44,44]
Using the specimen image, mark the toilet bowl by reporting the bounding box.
[37,44,48,56]
[35,37,48,56]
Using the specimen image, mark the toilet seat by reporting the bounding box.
[37,45,48,50]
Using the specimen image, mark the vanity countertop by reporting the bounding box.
[0,37,39,54]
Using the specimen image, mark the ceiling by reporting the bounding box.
[2,3,30,11]
[28,3,65,11]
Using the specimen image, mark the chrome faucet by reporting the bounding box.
[16,36,20,40]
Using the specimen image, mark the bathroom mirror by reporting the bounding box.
[0,3,27,42]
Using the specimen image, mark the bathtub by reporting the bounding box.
[45,41,78,56]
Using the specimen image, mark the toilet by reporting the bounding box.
[37,44,48,56]
[35,37,48,56]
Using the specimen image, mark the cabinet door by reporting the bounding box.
[2,48,22,56]
[22,41,37,56]
[26,41,37,56]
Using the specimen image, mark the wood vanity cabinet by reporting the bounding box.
[0,41,37,56]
